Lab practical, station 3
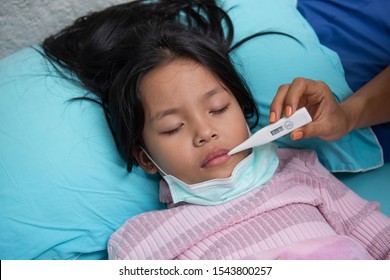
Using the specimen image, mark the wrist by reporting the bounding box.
[339,101,358,134]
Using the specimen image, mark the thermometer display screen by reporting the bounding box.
[270,126,284,136]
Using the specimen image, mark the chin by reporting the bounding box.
[210,168,234,180]
[189,163,238,184]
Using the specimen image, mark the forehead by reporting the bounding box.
[139,59,226,112]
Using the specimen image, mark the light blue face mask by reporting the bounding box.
[144,143,279,206]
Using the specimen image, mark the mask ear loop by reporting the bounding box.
[140,146,168,176]
[246,123,252,137]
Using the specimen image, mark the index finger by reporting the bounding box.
[270,83,290,122]
[281,77,314,115]
[283,78,331,116]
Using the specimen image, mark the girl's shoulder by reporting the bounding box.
[277,148,330,177]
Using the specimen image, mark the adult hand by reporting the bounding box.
[269,78,352,141]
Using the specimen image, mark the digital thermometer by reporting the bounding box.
[228,107,312,155]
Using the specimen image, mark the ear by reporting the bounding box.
[133,146,158,174]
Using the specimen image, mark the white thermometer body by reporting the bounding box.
[228,107,312,156]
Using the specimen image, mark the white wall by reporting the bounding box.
[0,0,128,59]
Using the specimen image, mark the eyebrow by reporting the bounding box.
[151,87,225,121]
[203,87,225,100]
[152,107,181,121]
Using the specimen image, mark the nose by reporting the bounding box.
[193,121,219,147]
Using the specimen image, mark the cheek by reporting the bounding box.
[228,112,249,141]
[147,139,193,174]
[236,118,249,135]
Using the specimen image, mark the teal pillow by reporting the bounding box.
[222,0,383,172]
[0,47,164,259]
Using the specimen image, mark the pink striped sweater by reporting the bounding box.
[108,149,390,260]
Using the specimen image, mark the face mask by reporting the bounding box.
[144,143,279,206]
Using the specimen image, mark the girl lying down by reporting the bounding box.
[107,54,390,260]
[41,1,390,259]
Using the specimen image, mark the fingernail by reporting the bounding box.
[269,112,276,123]
[286,106,292,117]
[291,130,303,141]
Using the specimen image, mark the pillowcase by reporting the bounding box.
[0,0,383,260]
[221,0,383,172]
[0,47,164,260]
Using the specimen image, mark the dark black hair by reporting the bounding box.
[41,0,295,171]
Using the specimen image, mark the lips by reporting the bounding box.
[201,149,230,168]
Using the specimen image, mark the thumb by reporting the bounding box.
[290,122,324,141]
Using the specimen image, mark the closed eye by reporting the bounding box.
[163,124,183,135]
[211,104,229,115]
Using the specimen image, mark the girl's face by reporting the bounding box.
[135,58,250,184]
